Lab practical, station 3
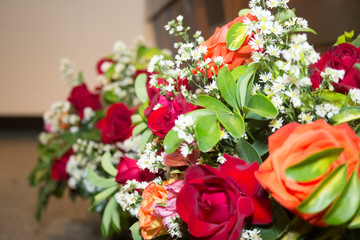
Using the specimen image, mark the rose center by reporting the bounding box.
[198,191,231,224]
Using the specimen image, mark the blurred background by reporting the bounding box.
[0,0,359,239]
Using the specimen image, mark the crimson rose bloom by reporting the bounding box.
[67,83,102,118]
[310,43,360,93]
[147,93,196,138]
[95,103,133,143]
[115,156,155,184]
[96,58,115,75]
[176,154,272,240]
[51,149,73,181]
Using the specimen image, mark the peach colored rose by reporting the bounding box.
[200,13,257,77]
[255,119,360,226]
[138,179,175,239]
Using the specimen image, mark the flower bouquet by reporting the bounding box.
[28,39,169,225]
[31,0,360,239]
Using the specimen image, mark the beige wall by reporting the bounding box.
[0,0,152,116]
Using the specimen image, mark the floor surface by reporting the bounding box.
[0,130,103,240]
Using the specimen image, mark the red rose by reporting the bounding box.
[310,43,360,93]
[147,93,196,138]
[115,156,155,184]
[51,149,73,181]
[67,83,102,118]
[200,14,257,77]
[95,103,133,143]
[96,58,115,75]
[176,154,272,240]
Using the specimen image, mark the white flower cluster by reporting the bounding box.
[116,135,142,159]
[349,88,360,104]
[115,177,163,217]
[166,214,183,238]
[43,101,79,133]
[59,58,76,86]
[241,228,262,240]
[173,114,196,157]
[82,107,95,123]
[315,103,339,119]
[320,67,345,84]
[38,132,54,145]
[137,143,166,173]
[98,40,139,106]
[66,139,123,191]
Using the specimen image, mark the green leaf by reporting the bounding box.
[238,8,252,17]
[231,65,247,81]
[93,185,118,207]
[297,164,348,214]
[335,30,354,46]
[234,138,262,164]
[348,213,360,229]
[321,90,348,108]
[293,27,317,35]
[163,129,183,154]
[276,9,295,22]
[216,110,244,138]
[139,128,153,152]
[354,63,360,71]
[245,94,278,118]
[131,114,143,125]
[258,199,290,240]
[132,122,147,136]
[135,73,149,103]
[195,115,221,152]
[185,109,216,118]
[330,107,360,125]
[130,221,142,240]
[77,72,84,84]
[351,33,360,48]
[236,64,257,108]
[101,196,118,237]
[87,168,117,189]
[217,66,239,111]
[111,203,121,232]
[103,90,120,103]
[101,152,118,177]
[286,148,344,183]
[252,137,269,156]
[196,95,231,113]
[138,102,149,121]
[105,64,116,79]
[323,171,360,225]
[226,22,247,51]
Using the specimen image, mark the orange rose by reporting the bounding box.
[255,119,360,226]
[138,179,174,239]
[200,13,257,77]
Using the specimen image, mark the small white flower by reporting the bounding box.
[213,56,224,66]
[191,49,201,60]
[176,15,183,21]
[266,44,281,58]
[249,34,264,51]
[176,25,183,32]
[298,112,314,123]
[260,72,272,83]
[349,89,360,104]
[180,144,190,157]
[266,0,280,8]
[204,81,218,93]
[217,155,226,164]
[269,117,283,132]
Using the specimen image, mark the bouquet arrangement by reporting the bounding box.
[29,39,169,224]
[31,0,360,239]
